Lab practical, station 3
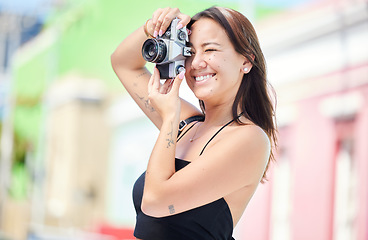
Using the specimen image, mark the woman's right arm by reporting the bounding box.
[111,20,165,127]
[111,11,201,129]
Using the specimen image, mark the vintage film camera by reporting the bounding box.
[142,18,191,79]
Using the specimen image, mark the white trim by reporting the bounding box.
[319,91,364,119]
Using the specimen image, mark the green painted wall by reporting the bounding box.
[12,0,241,144]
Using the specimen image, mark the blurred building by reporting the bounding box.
[0,7,46,240]
[233,0,368,240]
[43,76,110,228]
[1,0,367,240]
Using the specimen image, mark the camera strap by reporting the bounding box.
[177,115,205,138]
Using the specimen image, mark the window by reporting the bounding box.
[270,147,292,240]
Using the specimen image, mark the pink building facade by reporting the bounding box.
[234,1,368,239]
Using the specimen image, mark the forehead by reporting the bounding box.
[189,18,230,47]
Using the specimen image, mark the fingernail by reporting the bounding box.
[159,30,163,36]
[153,30,158,37]
[176,23,183,29]
[178,70,185,79]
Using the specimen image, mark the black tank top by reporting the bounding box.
[132,117,238,240]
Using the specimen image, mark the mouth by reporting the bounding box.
[194,74,216,82]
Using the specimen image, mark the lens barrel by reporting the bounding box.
[142,39,167,63]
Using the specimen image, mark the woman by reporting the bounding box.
[111,6,277,240]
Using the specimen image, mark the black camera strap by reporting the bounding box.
[177,115,205,138]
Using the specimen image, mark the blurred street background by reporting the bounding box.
[0,0,367,239]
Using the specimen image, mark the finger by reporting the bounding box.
[160,78,172,94]
[152,67,161,91]
[176,13,191,29]
[154,7,171,37]
[151,8,165,37]
[171,69,185,94]
[167,78,174,93]
[147,71,154,94]
[151,8,164,25]
[159,8,180,35]
[148,67,160,94]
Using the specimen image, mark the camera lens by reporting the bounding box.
[177,31,187,41]
[142,39,167,63]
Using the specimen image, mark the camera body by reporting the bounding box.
[142,18,191,79]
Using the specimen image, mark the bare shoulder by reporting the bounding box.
[232,123,270,146]
[191,122,271,190]
[222,123,271,164]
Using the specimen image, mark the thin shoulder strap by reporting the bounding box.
[177,121,199,142]
[199,118,236,156]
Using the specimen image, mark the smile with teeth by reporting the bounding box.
[195,74,216,81]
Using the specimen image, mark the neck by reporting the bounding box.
[200,92,241,125]
[202,104,237,126]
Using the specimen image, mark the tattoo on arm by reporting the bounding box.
[166,122,175,148]
[136,71,149,79]
[168,204,175,214]
[135,93,155,112]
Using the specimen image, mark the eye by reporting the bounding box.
[205,49,217,52]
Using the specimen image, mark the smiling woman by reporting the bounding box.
[185,17,249,111]
[111,6,277,240]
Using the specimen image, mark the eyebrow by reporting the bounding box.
[187,42,221,48]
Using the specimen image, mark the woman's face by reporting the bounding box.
[185,18,248,105]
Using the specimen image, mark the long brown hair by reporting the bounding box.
[188,7,277,182]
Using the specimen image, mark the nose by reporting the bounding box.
[190,53,207,70]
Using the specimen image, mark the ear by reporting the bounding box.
[241,55,254,74]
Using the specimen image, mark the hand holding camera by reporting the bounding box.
[142,8,192,79]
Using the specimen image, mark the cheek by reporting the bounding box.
[207,54,221,69]
[185,57,193,69]
[207,54,215,62]
[185,78,195,92]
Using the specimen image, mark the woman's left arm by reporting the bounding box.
[142,86,271,218]
[142,67,185,214]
